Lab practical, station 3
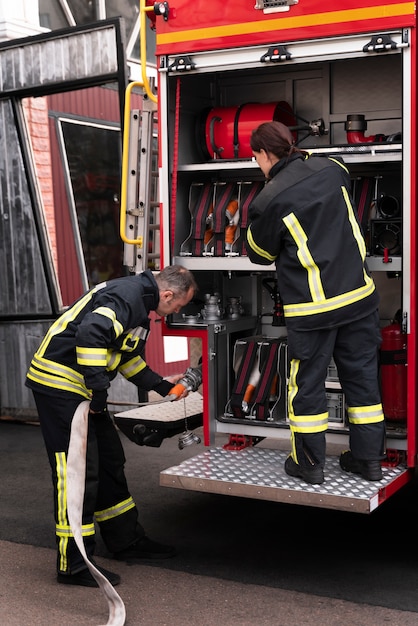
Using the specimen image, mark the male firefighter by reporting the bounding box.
[245,121,386,485]
[26,265,197,587]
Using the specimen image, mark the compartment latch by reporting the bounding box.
[260,45,292,63]
[168,55,196,72]
[255,0,298,14]
[363,33,404,53]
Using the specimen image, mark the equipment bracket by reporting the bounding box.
[363,33,405,53]
[168,55,196,72]
[260,45,291,62]
[223,434,254,450]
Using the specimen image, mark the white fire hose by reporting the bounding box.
[67,401,126,626]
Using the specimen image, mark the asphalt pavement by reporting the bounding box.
[1,415,418,626]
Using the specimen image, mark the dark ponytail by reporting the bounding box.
[250,121,307,160]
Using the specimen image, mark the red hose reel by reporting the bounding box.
[199,101,297,160]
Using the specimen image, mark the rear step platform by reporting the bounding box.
[160,447,410,513]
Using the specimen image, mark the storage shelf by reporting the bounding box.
[367,256,402,272]
[177,144,402,172]
[173,255,273,272]
[173,254,401,273]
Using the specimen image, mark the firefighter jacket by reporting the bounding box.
[26,270,173,403]
[245,153,379,331]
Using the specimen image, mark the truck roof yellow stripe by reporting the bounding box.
[157,3,414,46]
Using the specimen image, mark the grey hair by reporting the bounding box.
[155,265,198,296]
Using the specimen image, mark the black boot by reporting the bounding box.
[340,450,383,481]
[114,536,177,562]
[284,455,324,485]
[57,563,121,587]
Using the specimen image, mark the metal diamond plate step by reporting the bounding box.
[160,447,409,513]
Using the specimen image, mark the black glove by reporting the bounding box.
[89,389,108,413]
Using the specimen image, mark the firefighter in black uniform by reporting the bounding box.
[245,121,385,485]
[26,265,197,587]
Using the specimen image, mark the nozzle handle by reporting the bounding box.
[168,382,187,401]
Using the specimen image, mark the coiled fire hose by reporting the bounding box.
[67,401,126,626]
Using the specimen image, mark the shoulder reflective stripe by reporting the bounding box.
[36,290,95,356]
[284,277,375,317]
[342,186,367,260]
[348,403,385,424]
[119,356,147,379]
[329,156,349,174]
[283,212,325,301]
[246,226,277,262]
[131,326,149,341]
[76,346,107,366]
[95,497,136,523]
[27,366,90,398]
[93,306,124,338]
[94,281,108,291]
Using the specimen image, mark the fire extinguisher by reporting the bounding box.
[380,316,407,421]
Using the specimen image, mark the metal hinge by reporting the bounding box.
[255,0,298,14]
[402,311,408,335]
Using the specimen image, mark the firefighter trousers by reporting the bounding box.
[287,310,386,468]
[33,390,145,575]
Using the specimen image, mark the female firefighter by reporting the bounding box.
[245,121,386,485]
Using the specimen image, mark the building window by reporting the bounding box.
[58,117,125,287]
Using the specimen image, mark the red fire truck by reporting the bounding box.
[116,0,416,513]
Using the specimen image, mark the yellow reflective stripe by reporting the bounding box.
[93,306,124,338]
[283,212,325,301]
[287,359,299,419]
[288,412,328,433]
[26,365,90,398]
[329,156,349,174]
[107,350,122,371]
[126,326,149,341]
[342,186,367,260]
[284,277,375,317]
[31,354,85,384]
[55,452,68,572]
[157,4,415,46]
[288,359,328,432]
[246,226,276,262]
[121,334,139,351]
[56,523,95,537]
[95,497,136,523]
[347,404,385,424]
[36,289,97,357]
[76,346,107,366]
[119,356,146,379]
